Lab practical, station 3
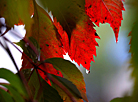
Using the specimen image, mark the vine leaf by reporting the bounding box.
[68,16,100,70]
[110,97,131,102]
[16,37,41,68]
[0,88,14,102]
[51,74,82,99]
[20,1,64,83]
[0,0,33,35]
[1,85,25,102]
[85,0,125,42]
[53,17,99,71]
[24,69,63,102]
[45,58,88,102]
[38,0,85,42]
[0,68,28,98]
[36,0,100,71]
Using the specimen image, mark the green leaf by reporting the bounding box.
[37,80,63,102]
[129,7,138,102]
[30,1,64,58]
[20,1,64,73]
[110,97,131,102]
[20,69,32,81]
[2,85,25,102]
[51,74,82,99]
[0,0,33,34]
[45,58,88,102]
[27,69,40,98]
[38,0,85,41]
[25,69,63,102]
[0,88,14,102]
[16,37,40,63]
[0,68,27,97]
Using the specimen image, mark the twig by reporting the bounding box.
[3,37,36,67]
[0,37,33,100]
[0,39,19,72]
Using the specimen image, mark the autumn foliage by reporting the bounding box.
[0,0,125,102]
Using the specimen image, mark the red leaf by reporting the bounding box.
[54,16,100,71]
[69,17,99,71]
[53,18,69,53]
[85,0,125,42]
[21,0,124,72]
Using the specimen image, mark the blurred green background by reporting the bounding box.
[78,1,136,102]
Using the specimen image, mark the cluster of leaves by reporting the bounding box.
[0,0,126,102]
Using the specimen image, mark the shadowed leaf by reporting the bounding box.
[0,0,33,35]
[129,8,138,101]
[23,69,63,102]
[21,1,64,80]
[38,0,85,42]
[0,88,14,102]
[1,85,25,102]
[0,68,27,98]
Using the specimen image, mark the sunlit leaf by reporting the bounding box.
[51,74,82,99]
[68,16,99,70]
[85,0,125,42]
[45,58,88,102]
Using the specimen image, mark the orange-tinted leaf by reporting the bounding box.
[85,0,125,42]
[21,2,64,80]
[46,58,88,102]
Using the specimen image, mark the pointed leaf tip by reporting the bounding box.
[116,38,118,43]
[86,70,90,74]
[115,33,119,43]
[85,0,124,44]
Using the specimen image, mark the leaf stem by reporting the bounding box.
[0,39,19,72]
[0,37,34,100]
[4,36,37,68]
[36,67,77,102]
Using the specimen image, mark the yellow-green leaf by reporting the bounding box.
[0,0,33,35]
